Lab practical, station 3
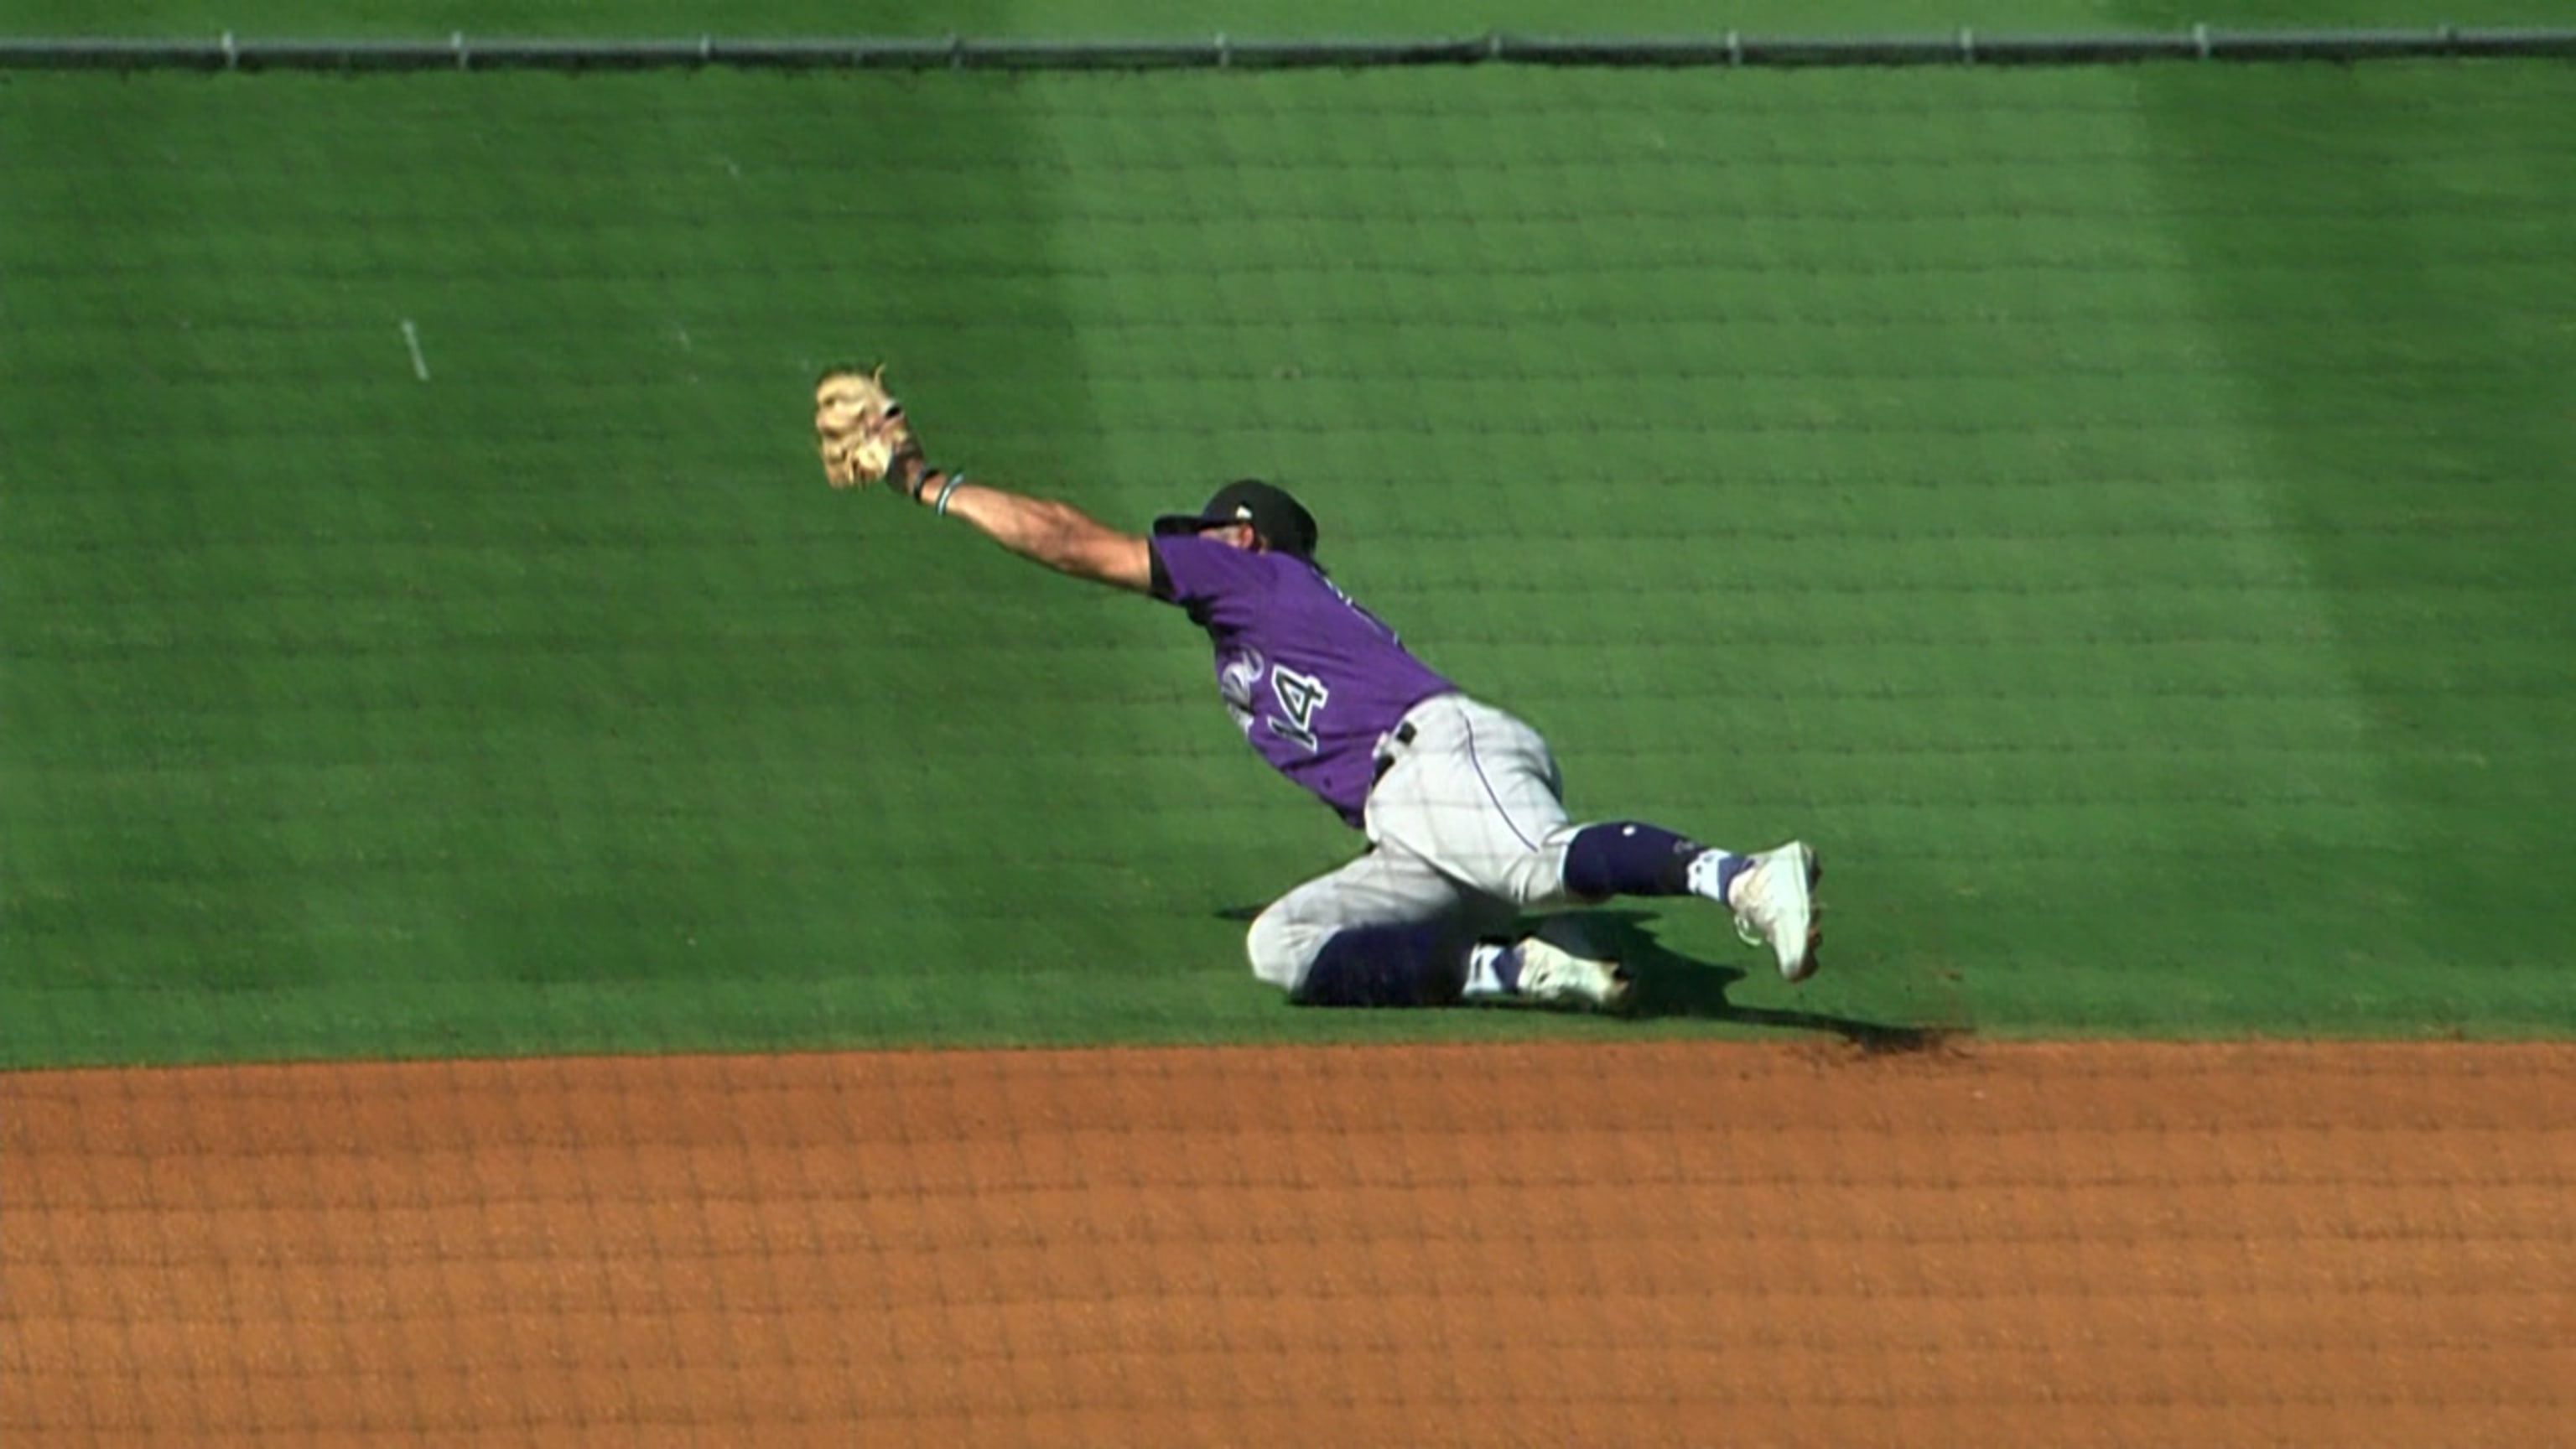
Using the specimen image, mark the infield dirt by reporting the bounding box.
[8,1041,2571,1446]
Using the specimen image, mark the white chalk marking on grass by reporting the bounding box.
[399,319,430,382]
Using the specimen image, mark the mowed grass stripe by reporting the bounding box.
[2132,57,2576,982]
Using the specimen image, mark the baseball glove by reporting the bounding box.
[813,366,927,495]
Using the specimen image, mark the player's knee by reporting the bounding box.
[1244,906,1317,994]
[1498,842,1573,911]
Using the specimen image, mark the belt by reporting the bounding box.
[1370,721,1418,784]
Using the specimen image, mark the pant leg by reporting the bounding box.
[1364,696,1583,911]
[1244,843,1515,995]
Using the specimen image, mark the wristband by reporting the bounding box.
[932,474,968,517]
[894,444,930,501]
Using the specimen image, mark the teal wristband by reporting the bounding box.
[932,474,968,517]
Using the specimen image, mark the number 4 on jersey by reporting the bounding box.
[1267,667,1330,751]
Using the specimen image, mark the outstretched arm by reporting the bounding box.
[899,460,1153,594]
[813,366,1152,594]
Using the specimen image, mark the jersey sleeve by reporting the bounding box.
[1150,533,1275,610]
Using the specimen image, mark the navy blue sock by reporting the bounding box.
[1291,922,1467,1008]
[1562,822,1704,898]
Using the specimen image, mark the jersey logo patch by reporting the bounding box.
[1218,652,1264,735]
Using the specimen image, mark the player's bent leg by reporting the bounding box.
[1472,819,1728,912]
[1290,920,1478,1006]
[1368,698,1576,910]
[1561,821,1726,901]
[1244,846,1493,1005]
[1554,822,1825,981]
[1356,694,1821,989]
[1245,847,1622,1010]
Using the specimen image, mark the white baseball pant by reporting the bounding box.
[1245,693,1586,992]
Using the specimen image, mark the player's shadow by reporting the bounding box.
[1568,910,1948,1052]
[1209,904,1950,1053]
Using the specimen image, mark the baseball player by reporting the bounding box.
[814,367,1820,1010]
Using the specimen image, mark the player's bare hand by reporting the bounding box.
[813,366,925,496]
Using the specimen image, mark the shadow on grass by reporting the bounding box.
[1577,911,1955,1055]
[1213,904,1958,1054]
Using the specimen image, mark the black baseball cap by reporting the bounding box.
[1152,479,1319,559]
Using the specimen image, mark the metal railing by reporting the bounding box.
[3,27,2572,72]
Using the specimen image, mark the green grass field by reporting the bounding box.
[4,1,2572,1066]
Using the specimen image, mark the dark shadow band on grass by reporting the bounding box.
[1581,910,1958,1054]
[1213,903,1959,1053]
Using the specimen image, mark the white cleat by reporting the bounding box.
[1731,842,1823,982]
[1504,936,1632,1012]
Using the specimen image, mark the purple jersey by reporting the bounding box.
[1151,534,1455,828]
